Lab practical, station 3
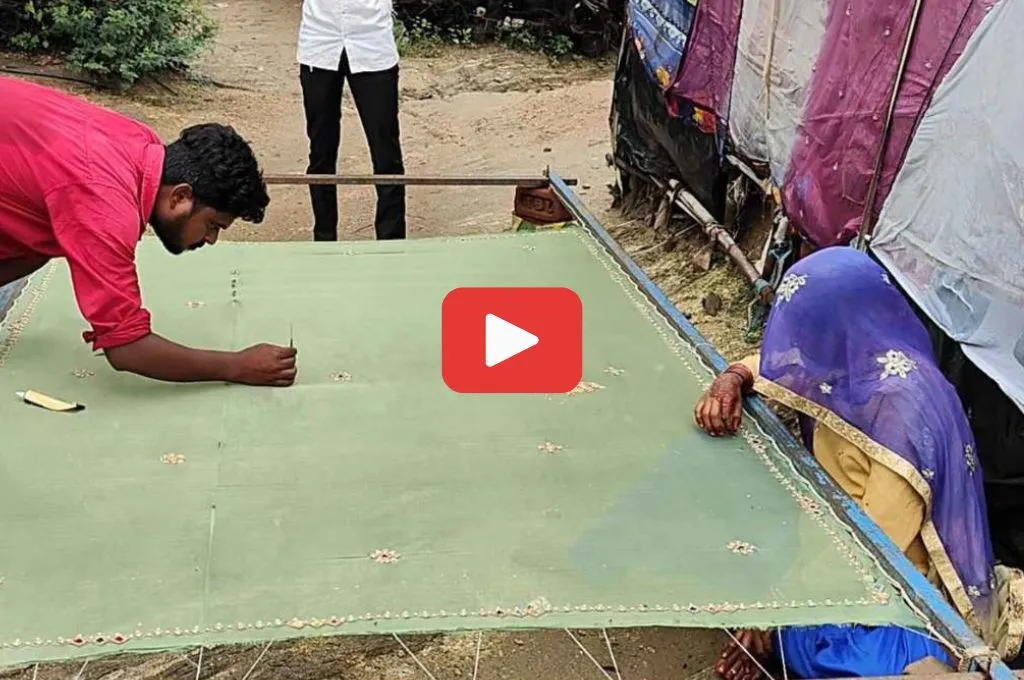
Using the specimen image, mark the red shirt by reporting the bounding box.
[0,76,164,350]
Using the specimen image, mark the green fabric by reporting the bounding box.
[0,228,924,667]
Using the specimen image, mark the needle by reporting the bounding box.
[289,323,294,349]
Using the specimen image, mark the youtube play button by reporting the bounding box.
[442,287,583,393]
[484,314,538,367]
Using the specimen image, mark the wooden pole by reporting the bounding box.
[606,156,770,297]
[854,0,925,250]
[262,174,578,187]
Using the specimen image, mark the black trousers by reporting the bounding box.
[300,51,406,241]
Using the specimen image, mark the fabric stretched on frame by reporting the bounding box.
[0,228,925,667]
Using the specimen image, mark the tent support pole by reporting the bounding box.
[854,0,926,250]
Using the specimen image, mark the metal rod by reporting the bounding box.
[854,0,925,250]
[546,170,1017,680]
[262,173,577,187]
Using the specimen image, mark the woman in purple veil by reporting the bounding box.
[694,246,1024,678]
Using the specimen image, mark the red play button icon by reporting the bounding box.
[441,287,583,393]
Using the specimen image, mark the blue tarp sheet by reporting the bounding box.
[627,0,698,90]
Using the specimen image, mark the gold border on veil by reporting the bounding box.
[752,376,982,637]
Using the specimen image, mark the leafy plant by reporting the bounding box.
[394,13,575,59]
[6,0,216,85]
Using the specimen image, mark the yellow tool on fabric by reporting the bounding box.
[16,389,85,412]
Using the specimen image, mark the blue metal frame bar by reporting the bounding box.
[547,170,1014,680]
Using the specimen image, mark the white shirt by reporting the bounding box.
[297,0,400,74]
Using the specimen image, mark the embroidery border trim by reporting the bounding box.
[0,263,58,372]
[0,596,897,653]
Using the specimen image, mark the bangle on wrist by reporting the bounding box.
[723,364,754,392]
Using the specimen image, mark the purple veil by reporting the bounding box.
[756,246,996,633]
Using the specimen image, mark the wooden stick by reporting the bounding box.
[262,174,577,187]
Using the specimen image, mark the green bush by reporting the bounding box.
[5,0,216,85]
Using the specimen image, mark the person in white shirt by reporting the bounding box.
[297,0,406,241]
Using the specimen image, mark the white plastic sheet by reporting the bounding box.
[872,0,1024,413]
[727,0,827,185]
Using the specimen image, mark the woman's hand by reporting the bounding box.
[694,364,752,436]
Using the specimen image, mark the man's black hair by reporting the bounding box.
[162,123,270,223]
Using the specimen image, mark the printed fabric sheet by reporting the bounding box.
[0,228,924,667]
[627,0,698,90]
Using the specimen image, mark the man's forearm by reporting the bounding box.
[0,257,50,288]
[104,333,238,383]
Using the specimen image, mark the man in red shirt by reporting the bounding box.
[0,76,297,386]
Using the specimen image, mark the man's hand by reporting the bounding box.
[229,343,298,386]
[105,334,298,386]
[693,364,751,436]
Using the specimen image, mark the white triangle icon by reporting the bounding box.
[485,313,539,367]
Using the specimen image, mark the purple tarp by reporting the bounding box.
[781,0,996,247]
[668,0,743,120]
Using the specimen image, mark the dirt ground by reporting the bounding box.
[0,0,773,676]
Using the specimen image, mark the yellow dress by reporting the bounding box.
[737,354,937,584]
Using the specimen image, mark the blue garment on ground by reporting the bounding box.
[774,625,952,678]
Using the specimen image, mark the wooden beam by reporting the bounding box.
[262,174,578,187]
